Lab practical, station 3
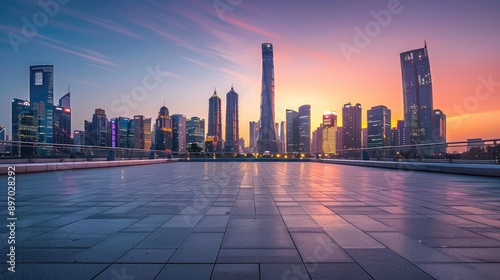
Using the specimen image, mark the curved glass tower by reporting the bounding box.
[257,43,278,153]
[400,42,433,145]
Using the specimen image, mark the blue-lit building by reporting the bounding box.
[367,105,392,148]
[110,117,134,148]
[400,42,434,145]
[258,43,278,153]
[11,98,37,157]
[30,65,54,143]
[53,106,72,145]
[171,114,187,154]
[85,108,108,146]
[224,86,239,153]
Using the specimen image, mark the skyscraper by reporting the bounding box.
[298,104,311,153]
[322,111,337,154]
[154,105,172,152]
[0,126,5,141]
[30,65,54,143]
[85,108,108,146]
[342,102,362,149]
[280,121,286,153]
[336,127,344,152]
[286,109,299,153]
[258,43,278,153]
[396,120,408,148]
[249,121,259,152]
[400,42,433,145]
[224,86,239,153]
[11,98,32,142]
[110,117,134,148]
[367,105,391,148]
[432,109,447,153]
[53,106,72,145]
[186,116,205,150]
[133,115,152,150]
[208,89,222,152]
[172,114,187,154]
[59,88,70,108]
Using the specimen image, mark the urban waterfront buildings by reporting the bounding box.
[286,109,299,153]
[133,115,152,150]
[322,111,337,154]
[257,43,278,153]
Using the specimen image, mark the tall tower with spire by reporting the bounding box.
[257,43,278,153]
[208,88,222,152]
[224,85,239,153]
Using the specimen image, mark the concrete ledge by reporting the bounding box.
[318,159,500,177]
[0,159,173,175]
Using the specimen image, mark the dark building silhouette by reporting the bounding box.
[53,106,71,145]
[30,65,54,143]
[208,89,222,152]
[225,86,239,153]
[342,102,362,149]
[258,43,278,153]
[154,105,172,152]
[11,98,36,156]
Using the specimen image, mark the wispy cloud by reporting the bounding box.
[63,8,144,41]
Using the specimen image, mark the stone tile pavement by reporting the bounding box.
[1,162,499,279]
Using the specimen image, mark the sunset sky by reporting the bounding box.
[1,0,499,144]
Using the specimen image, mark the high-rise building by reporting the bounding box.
[0,126,5,141]
[258,43,278,153]
[53,106,72,145]
[298,105,311,153]
[172,114,187,154]
[110,117,134,148]
[208,89,222,152]
[367,105,391,148]
[396,120,408,148]
[187,117,205,150]
[336,127,344,152]
[224,86,239,153]
[85,108,108,146]
[312,124,324,154]
[30,65,54,143]
[400,42,433,145]
[154,105,172,152]
[286,109,299,153]
[238,138,245,153]
[73,130,85,145]
[432,109,446,153]
[59,89,70,108]
[11,98,32,142]
[133,115,152,150]
[342,102,362,149]
[391,128,398,147]
[249,121,259,153]
[280,121,286,153]
[322,111,337,154]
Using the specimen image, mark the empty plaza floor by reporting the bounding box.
[1,161,500,279]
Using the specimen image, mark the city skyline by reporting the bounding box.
[1,1,500,144]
